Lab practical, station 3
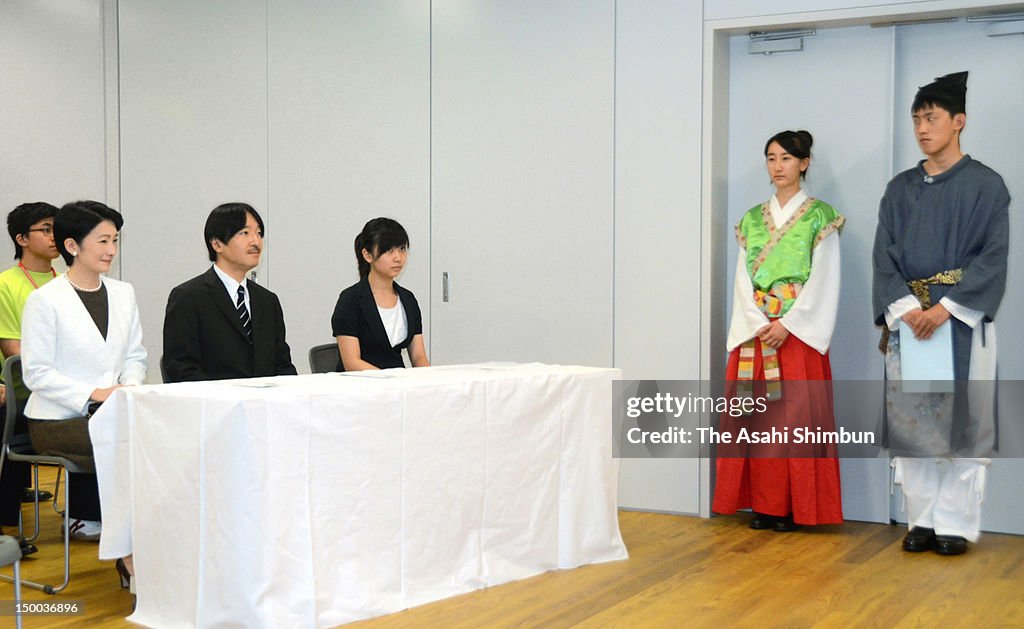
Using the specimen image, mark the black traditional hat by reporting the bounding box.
[913,71,968,115]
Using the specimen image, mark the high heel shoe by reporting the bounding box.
[115,558,131,589]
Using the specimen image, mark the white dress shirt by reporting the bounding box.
[213,263,251,315]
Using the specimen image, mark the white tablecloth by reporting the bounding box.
[90,363,627,627]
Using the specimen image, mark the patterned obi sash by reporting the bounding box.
[754,282,802,318]
[878,268,964,353]
[737,282,803,402]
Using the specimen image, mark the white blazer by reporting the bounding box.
[22,275,147,420]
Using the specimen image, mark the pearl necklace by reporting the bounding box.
[66,273,103,293]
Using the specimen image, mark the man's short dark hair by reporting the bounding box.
[54,201,124,267]
[7,202,58,259]
[204,203,265,262]
[912,71,968,117]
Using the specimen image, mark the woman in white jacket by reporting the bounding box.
[21,201,146,556]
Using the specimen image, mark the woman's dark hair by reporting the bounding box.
[54,201,124,266]
[7,201,57,259]
[204,203,265,262]
[355,217,409,279]
[764,130,814,179]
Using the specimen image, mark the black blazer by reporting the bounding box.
[331,277,422,371]
[163,267,297,382]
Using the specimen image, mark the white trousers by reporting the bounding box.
[892,457,989,542]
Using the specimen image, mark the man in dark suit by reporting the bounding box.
[163,203,297,382]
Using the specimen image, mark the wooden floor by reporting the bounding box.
[7,467,1023,628]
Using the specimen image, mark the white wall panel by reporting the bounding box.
[615,0,704,513]
[430,1,614,367]
[118,0,268,381]
[615,0,703,382]
[0,0,107,263]
[267,1,430,372]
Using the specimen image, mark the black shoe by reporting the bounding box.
[749,513,776,530]
[0,529,37,556]
[18,539,38,556]
[22,488,53,503]
[934,535,968,555]
[902,526,936,552]
[116,558,132,589]
[773,514,801,532]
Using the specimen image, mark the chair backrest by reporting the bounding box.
[308,343,340,373]
[2,355,24,450]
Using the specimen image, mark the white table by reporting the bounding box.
[90,363,627,627]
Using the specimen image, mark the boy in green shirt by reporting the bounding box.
[0,203,61,360]
[0,202,60,548]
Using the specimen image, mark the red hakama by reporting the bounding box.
[712,335,843,525]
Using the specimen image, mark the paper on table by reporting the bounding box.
[221,381,280,388]
[899,320,954,393]
[333,370,400,378]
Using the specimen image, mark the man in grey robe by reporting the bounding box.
[872,71,1010,556]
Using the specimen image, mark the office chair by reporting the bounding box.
[308,343,341,374]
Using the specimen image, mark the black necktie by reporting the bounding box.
[236,285,253,340]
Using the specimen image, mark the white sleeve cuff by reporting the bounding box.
[940,296,984,329]
[885,295,920,331]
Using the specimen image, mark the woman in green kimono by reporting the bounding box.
[712,130,845,531]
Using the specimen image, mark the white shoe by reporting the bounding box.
[62,519,102,542]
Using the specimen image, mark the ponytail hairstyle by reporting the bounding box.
[354,217,410,279]
[764,130,813,179]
